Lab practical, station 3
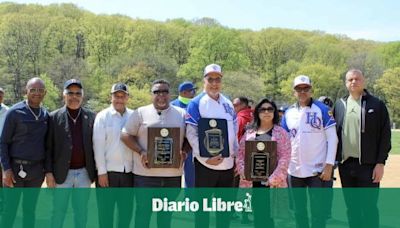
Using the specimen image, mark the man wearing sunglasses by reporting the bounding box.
[45,79,96,228]
[0,77,48,228]
[186,64,238,228]
[281,75,338,228]
[121,79,187,228]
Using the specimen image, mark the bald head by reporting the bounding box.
[26,77,45,90]
[345,69,365,97]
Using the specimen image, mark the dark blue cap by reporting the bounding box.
[64,79,82,90]
[178,81,196,92]
[111,83,129,94]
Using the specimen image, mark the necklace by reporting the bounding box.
[67,108,82,124]
[26,101,41,121]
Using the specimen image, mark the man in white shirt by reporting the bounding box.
[93,83,134,228]
[281,75,338,228]
[121,79,187,228]
[186,63,238,228]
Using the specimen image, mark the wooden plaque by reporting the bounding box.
[244,140,277,181]
[147,127,181,168]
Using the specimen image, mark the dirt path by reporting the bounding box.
[334,154,400,187]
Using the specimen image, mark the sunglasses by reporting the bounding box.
[294,87,311,93]
[206,77,222,84]
[29,88,46,94]
[259,107,275,113]
[152,90,169,96]
[66,91,83,97]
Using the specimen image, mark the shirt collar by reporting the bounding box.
[110,105,126,116]
[295,98,313,109]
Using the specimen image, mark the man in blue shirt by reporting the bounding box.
[0,77,48,228]
[171,81,196,187]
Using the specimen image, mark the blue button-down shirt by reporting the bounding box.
[0,101,48,170]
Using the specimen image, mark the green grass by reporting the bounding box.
[391,130,400,154]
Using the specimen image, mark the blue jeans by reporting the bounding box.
[52,168,92,228]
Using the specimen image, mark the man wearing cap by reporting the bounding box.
[45,79,96,228]
[0,87,9,188]
[0,78,48,228]
[121,79,187,228]
[281,75,338,228]
[333,69,391,228]
[171,81,196,187]
[93,83,134,228]
[186,64,238,228]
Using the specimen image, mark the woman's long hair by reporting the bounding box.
[249,98,279,130]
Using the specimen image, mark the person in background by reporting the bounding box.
[0,87,9,189]
[171,81,196,187]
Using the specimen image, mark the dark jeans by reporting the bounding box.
[288,175,331,228]
[194,159,234,228]
[1,161,44,228]
[134,174,181,228]
[339,158,379,228]
[96,172,134,228]
[253,182,274,228]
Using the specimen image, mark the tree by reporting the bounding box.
[374,67,400,126]
[41,73,61,111]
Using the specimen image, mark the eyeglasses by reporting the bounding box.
[66,91,83,97]
[259,107,275,113]
[152,90,169,96]
[294,87,311,93]
[206,77,222,84]
[29,88,46,94]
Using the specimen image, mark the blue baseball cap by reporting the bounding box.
[64,79,82,89]
[178,81,196,92]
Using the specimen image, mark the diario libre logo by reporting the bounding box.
[152,192,252,213]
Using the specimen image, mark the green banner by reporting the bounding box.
[0,188,399,227]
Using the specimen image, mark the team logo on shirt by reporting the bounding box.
[306,112,322,129]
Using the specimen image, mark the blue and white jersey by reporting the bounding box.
[281,99,336,178]
[186,92,238,170]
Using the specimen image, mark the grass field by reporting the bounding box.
[392,130,400,154]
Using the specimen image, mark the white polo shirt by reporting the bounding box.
[93,106,134,175]
[186,92,238,170]
[281,99,337,178]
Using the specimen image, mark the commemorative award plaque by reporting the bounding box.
[244,140,277,181]
[147,127,181,168]
[198,118,229,157]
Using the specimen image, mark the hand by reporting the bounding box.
[98,174,109,187]
[141,153,150,169]
[45,173,56,188]
[206,154,224,166]
[372,163,384,183]
[180,150,188,168]
[319,164,333,181]
[3,169,16,187]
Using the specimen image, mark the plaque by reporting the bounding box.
[198,118,230,157]
[244,140,277,181]
[147,127,181,168]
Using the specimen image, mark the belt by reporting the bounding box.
[12,159,42,165]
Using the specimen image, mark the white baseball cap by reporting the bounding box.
[203,64,223,77]
[293,75,312,88]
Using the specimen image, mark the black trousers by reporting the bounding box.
[1,161,44,228]
[339,158,379,228]
[194,159,234,228]
[96,172,134,228]
[288,175,330,228]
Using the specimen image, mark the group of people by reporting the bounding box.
[0,64,391,228]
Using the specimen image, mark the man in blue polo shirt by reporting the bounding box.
[0,77,48,228]
[281,75,338,228]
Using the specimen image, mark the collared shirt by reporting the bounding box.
[186,92,238,170]
[0,101,48,171]
[0,103,9,136]
[281,99,337,178]
[93,105,134,175]
[122,104,186,177]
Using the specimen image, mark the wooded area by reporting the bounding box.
[0,3,399,125]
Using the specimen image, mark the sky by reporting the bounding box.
[4,0,400,42]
